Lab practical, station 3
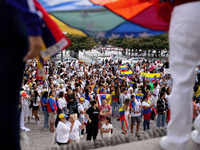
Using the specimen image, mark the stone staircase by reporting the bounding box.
[49,127,200,150]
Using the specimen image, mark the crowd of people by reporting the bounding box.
[19,56,200,146]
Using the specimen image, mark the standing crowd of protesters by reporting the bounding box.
[19,57,200,146]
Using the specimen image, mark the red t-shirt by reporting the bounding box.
[99,104,111,121]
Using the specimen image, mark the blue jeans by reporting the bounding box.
[69,105,76,114]
[157,113,166,128]
[143,120,150,131]
[63,107,66,114]
[78,117,83,136]
[42,111,49,129]
[0,1,28,149]
[112,101,119,116]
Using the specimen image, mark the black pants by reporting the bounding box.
[86,122,98,141]
[0,1,28,150]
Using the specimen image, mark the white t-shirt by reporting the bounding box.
[131,99,141,117]
[153,88,159,101]
[78,103,84,119]
[66,120,81,140]
[24,84,30,91]
[56,121,70,143]
[33,96,40,107]
[102,123,113,138]
[57,98,67,109]
[125,106,129,117]
[142,101,151,107]
[197,103,200,115]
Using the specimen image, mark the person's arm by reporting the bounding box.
[70,122,74,132]
[130,106,138,113]
[84,113,91,123]
[38,98,41,111]
[57,99,63,110]
[6,0,43,61]
[74,93,78,100]
[102,128,112,133]
[104,106,112,116]
[142,104,154,110]
[49,99,55,112]
[139,105,142,112]
[194,107,198,116]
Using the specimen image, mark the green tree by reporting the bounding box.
[65,33,96,59]
[108,33,169,58]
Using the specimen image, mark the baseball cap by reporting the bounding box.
[58,113,68,119]
[122,87,128,91]
[80,97,86,102]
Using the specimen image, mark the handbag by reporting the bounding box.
[150,109,156,120]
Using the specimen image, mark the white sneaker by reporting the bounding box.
[32,116,35,119]
[44,129,47,131]
[80,135,84,139]
[37,121,41,124]
[33,121,37,124]
[28,121,32,124]
[160,136,174,150]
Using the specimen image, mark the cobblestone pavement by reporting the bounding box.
[21,111,157,150]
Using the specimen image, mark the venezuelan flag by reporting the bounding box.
[147,100,157,115]
[141,72,161,82]
[34,0,71,80]
[119,105,129,134]
[136,93,144,100]
[79,60,83,64]
[120,65,126,72]
[128,81,135,87]
[119,106,125,121]
[143,108,152,121]
[121,71,132,78]
[97,94,111,106]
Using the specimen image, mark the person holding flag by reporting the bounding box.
[119,98,130,134]
[142,95,154,131]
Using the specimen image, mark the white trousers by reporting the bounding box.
[167,2,200,150]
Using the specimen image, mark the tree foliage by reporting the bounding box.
[65,33,96,51]
[108,33,169,50]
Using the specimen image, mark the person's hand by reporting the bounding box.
[23,36,43,62]
[88,119,92,123]
[54,111,57,114]
[151,104,155,107]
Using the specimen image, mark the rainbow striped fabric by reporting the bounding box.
[37,0,169,38]
[141,72,161,81]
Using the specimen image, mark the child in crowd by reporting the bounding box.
[102,117,113,138]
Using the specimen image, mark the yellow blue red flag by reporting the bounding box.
[141,72,161,81]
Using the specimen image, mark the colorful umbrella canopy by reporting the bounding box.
[37,0,171,38]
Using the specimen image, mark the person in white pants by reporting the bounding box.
[160,1,200,150]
